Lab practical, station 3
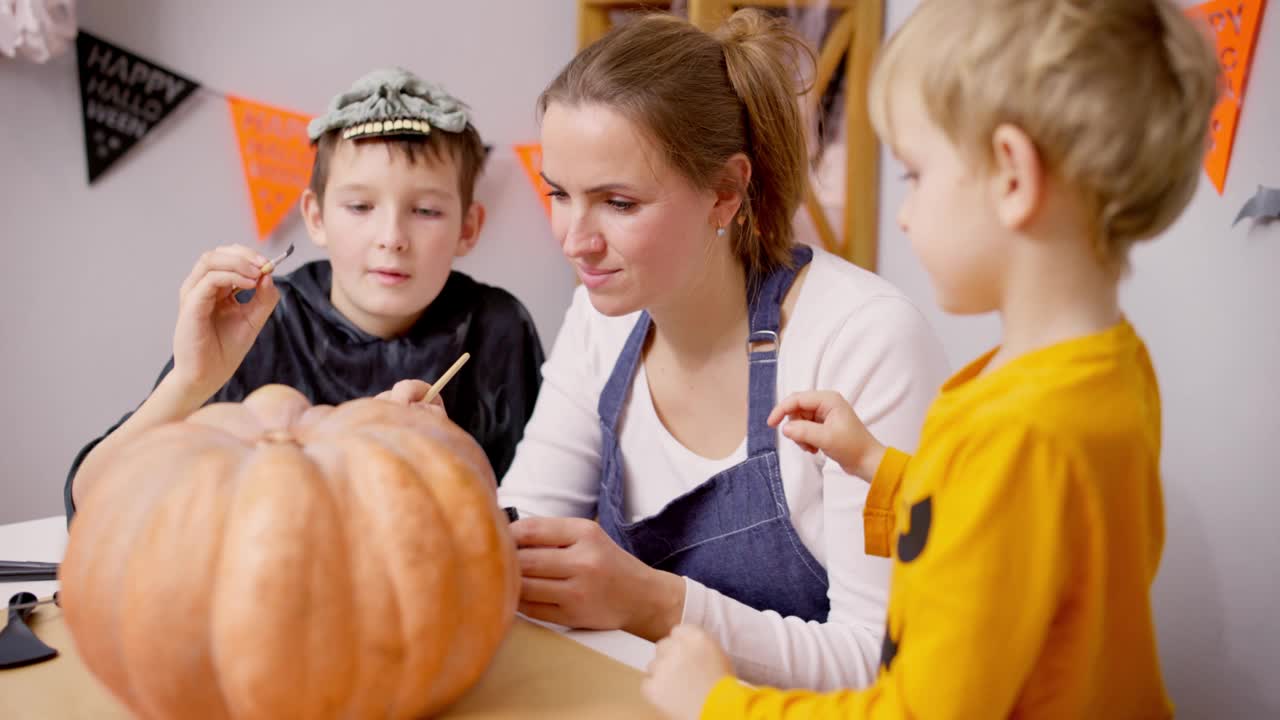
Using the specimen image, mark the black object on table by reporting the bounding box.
[0,591,59,669]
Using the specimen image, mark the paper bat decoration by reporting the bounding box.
[1233,185,1280,227]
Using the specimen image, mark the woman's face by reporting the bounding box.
[540,102,723,317]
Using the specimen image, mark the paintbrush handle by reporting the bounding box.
[423,353,470,404]
[6,594,59,613]
[231,243,294,303]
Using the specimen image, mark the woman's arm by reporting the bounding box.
[497,287,620,518]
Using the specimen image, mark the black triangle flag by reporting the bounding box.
[75,31,199,184]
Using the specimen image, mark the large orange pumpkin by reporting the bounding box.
[59,384,519,720]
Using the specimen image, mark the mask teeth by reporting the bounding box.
[343,118,432,140]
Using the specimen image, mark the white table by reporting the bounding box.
[0,515,655,670]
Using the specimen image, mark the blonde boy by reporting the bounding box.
[642,0,1221,717]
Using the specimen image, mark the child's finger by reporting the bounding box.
[638,678,670,719]
[767,395,796,426]
[650,636,678,664]
[203,249,266,282]
[781,419,830,453]
[418,403,448,420]
[768,393,810,426]
[182,252,262,301]
[186,270,261,311]
[668,624,703,640]
[217,244,270,269]
[770,391,838,426]
[387,379,431,405]
[242,275,280,330]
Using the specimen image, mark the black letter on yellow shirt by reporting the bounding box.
[880,621,899,671]
[896,497,932,563]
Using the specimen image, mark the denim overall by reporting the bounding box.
[595,246,829,621]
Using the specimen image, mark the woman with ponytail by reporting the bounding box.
[496,9,949,690]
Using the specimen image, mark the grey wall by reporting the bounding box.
[2,1,1276,715]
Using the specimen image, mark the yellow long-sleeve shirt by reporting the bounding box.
[704,321,1171,719]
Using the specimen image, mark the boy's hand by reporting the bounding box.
[768,391,886,480]
[376,379,448,418]
[171,245,280,400]
[642,625,733,720]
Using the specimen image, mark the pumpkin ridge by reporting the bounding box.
[203,437,275,717]
[341,427,466,718]
[121,441,242,720]
[66,426,238,716]
[294,441,358,718]
[352,424,518,712]
[211,442,357,718]
[327,434,411,718]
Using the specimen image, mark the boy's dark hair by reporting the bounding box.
[308,125,488,210]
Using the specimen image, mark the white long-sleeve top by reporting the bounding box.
[498,247,951,690]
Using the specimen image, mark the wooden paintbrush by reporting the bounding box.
[234,243,295,303]
[423,352,470,404]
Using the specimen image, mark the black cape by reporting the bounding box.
[65,260,544,521]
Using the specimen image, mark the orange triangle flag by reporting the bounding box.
[227,96,316,241]
[514,143,552,218]
[1187,0,1267,194]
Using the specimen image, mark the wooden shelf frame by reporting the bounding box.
[576,0,883,271]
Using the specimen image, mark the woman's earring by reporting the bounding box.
[716,225,727,238]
